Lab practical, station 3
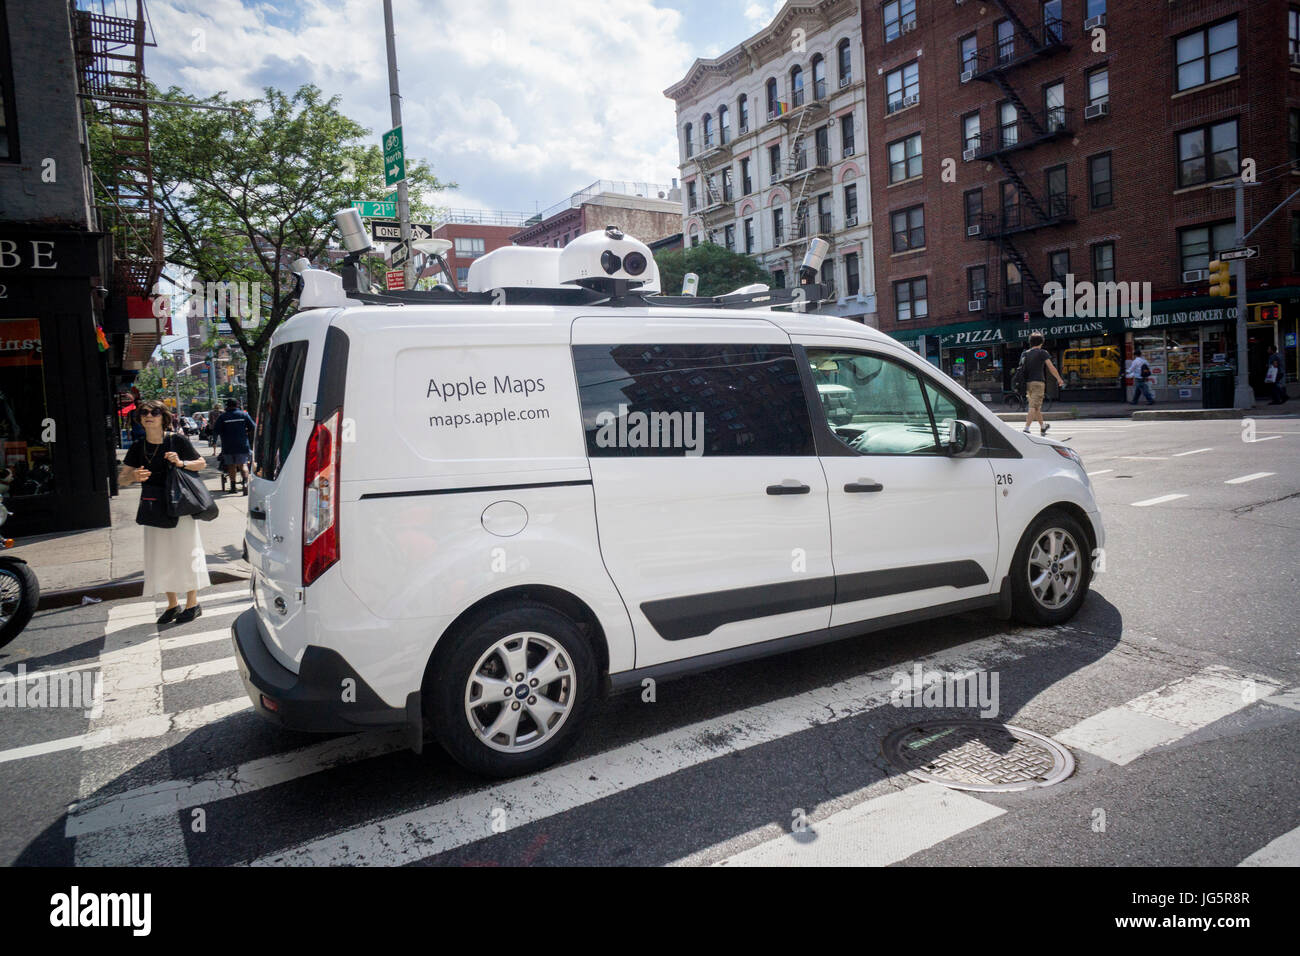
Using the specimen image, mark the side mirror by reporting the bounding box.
[945,419,984,457]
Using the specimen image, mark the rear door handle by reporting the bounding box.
[844,479,884,493]
[249,507,267,521]
[767,479,811,495]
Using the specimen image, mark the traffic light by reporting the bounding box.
[161,377,168,387]
[1208,259,1231,297]
[1253,302,1281,323]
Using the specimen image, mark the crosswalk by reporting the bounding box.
[3,586,1297,867]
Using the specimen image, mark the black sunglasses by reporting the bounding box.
[140,409,163,417]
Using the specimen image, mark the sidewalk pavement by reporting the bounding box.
[11,436,252,609]
[995,399,1298,422]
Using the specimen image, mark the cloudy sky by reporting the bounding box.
[133,0,792,216]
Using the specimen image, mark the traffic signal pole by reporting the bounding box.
[382,0,414,290]
[1233,182,1252,410]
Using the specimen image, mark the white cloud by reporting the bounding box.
[743,0,784,30]
[142,0,694,212]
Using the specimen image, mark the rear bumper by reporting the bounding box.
[231,608,422,746]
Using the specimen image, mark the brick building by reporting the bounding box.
[862,0,1300,403]
[511,180,682,250]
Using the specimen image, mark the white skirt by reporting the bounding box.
[143,515,212,596]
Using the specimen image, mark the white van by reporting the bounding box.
[233,226,1103,777]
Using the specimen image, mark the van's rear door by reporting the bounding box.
[245,318,327,670]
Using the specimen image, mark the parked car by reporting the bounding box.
[233,229,1104,779]
[179,416,200,437]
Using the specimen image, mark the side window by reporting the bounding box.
[807,348,942,455]
[573,343,814,457]
[922,378,963,434]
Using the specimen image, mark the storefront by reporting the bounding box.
[0,226,114,535]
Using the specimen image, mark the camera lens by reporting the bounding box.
[623,251,647,276]
[601,250,622,275]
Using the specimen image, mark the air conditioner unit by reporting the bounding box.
[767,109,777,120]
[844,147,855,157]
[839,76,851,88]
[1083,101,1110,120]
[968,299,984,311]
[902,20,918,34]
[1182,269,1208,283]
[962,147,977,162]
[1083,13,1106,31]
[902,93,919,108]
[960,69,975,83]
[845,215,858,227]
[967,224,981,237]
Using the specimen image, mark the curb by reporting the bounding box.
[1132,408,1247,420]
[36,567,250,611]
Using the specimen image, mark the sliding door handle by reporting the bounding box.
[767,479,811,495]
[844,479,884,493]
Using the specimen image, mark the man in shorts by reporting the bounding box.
[213,398,256,494]
[1019,332,1065,437]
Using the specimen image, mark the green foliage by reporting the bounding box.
[142,83,454,408]
[653,243,773,298]
[133,363,205,402]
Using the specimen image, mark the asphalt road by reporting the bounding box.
[1,415,1297,867]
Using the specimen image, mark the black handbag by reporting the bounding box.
[164,435,220,521]
[136,490,178,528]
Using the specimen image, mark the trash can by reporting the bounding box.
[1202,365,1234,409]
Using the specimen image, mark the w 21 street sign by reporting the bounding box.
[1218,246,1259,262]
[383,126,406,187]
[353,200,397,219]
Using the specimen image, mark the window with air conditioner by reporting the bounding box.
[1084,0,1106,32]
[1178,221,1234,274]
[838,38,852,86]
[888,133,922,183]
[963,112,980,158]
[841,113,855,157]
[964,188,982,235]
[960,34,978,79]
[885,62,920,114]
[843,183,858,225]
[884,0,917,43]
[968,266,986,309]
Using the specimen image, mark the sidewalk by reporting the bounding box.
[995,399,1298,422]
[11,436,251,609]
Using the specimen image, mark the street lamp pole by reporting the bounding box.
[383,0,414,290]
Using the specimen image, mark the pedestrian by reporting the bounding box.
[1127,348,1155,405]
[118,399,211,626]
[1018,333,1065,437]
[1265,345,1287,404]
[213,398,256,495]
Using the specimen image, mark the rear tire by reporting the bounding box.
[0,559,40,649]
[1010,510,1091,626]
[427,603,597,778]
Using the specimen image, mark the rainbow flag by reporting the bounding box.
[776,101,790,116]
[95,325,108,352]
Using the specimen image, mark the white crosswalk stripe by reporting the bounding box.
[1224,472,1275,484]
[1238,825,1300,866]
[1131,494,1187,507]
[162,656,237,684]
[1055,666,1281,765]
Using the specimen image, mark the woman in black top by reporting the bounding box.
[119,400,212,625]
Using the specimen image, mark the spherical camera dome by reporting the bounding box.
[558,226,660,292]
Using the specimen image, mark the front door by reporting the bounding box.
[573,317,834,669]
[795,338,1000,628]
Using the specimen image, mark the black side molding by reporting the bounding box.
[360,479,593,501]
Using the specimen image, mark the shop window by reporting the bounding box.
[0,9,17,162]
[1060,338,1122,389]
[1089,152,1113,208]
[0,319,53,499]
[1178,221,1234,273]
[894,277,928,321]
[1177,119,1238,188]
[1092,242,1115,283]
[891,205,925,252]
[1176,18,1238,92]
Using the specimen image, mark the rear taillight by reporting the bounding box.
[303,409,340,586]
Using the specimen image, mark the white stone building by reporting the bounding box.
[663,0,875,322]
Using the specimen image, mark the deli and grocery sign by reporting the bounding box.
[1127,306,1239,329]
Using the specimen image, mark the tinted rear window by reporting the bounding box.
[573,343,814,457]
[254,341,309,481]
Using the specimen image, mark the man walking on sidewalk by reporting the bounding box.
[213,399,256,495]
[1019,333,1065,437]
[1127,348,1155,406]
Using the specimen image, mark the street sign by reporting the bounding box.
[369,219,434,242]
[383,190,398,204]
[1219,246,1259,262]
[385,270,405,291]
[353,200,397,219]
[390,240,411,268]
[383,126,406,187]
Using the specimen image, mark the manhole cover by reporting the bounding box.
[882,720,1074,792]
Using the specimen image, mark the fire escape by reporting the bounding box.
[967,3,1074,320]
[772,80,832,274]
[73,1,164,369]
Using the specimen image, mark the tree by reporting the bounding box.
[653,243,774,298]
[143,84,454,411]
[132,362,206,405]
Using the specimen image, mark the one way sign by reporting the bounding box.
[1218,246,1259,262]
[369,219,435,242]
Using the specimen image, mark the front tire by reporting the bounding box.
[1010,511,1091,625]
[0,559,40,649]
[428,603,597,777]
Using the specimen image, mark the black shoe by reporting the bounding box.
[176,604,202,624]
[1040,423,1050,436]
[157,605,180,627]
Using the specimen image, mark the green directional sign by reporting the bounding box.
[353,200,397,218]
[383,190,399,204]
[383,125,406,187]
